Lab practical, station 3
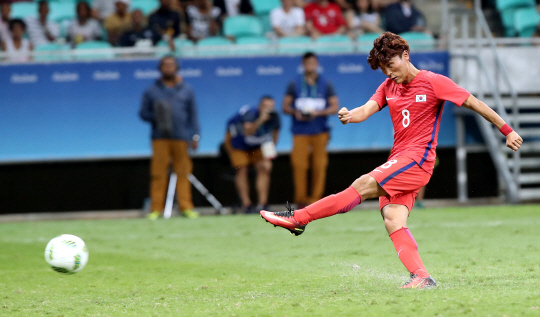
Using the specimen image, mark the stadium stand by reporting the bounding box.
[496,0,537,36]
[313,34,354,53]
[223,15,263,39]
[513,7,540,37]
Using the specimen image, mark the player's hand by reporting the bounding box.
[338,107,352,124]
[506,131,522,151]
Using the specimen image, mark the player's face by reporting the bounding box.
[380,53,410,84]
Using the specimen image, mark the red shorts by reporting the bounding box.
[367,156,431,212]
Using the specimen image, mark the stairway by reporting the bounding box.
[484,95,540,201]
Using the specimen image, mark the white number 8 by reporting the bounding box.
[402,109,410,128]
[382,160,398,169]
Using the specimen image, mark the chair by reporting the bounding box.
[259,14,272,34]
[235,36,271,55]
[74,41,114,60]
[223,15,263,39]
[496,0,535,36]
[34,43,70,62]
[250,0,281,16]
[514,8,540,37]
[277,36,313,55]
[49,2,76,22]
[357,33,381,52]
[400,32,435,51]
[196,36,234,57]
[132,0,160,15]
[156,38,196,57]
[314,35,354,54]
[11,2,38,19]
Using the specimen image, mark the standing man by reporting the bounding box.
[225,96,280,214]
[283,52,339,208]
[261,32,522,288]
[140,56,201,220]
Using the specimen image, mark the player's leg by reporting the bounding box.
[171,140,198,218]
[149,139,172,219]
[291,135,310,207]
[308,132,329,204]
[255,157,272,209]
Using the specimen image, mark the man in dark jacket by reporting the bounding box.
[383,0,427,35]
[140,56,200,219]
[148,0,181,39]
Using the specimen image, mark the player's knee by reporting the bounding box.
[351,174,378,199]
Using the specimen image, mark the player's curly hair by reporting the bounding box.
[367,32,410,70]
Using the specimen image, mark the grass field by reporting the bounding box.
[1,205,540,316]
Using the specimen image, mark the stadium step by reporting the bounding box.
[516,114,540,124]
[518,173,540,185]
[502,142,540,153]
[507,157,540,169]
[518,188,540,200]
[516,128,540,138]
[484,96,540,110]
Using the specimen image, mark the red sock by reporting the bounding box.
[293,187,361,226]
[389,228,429,278]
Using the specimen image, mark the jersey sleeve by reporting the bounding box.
[430,74,470,106]
[369,81,387,110]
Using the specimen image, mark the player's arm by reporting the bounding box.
[338,100,380,124]
[462,94,523,151]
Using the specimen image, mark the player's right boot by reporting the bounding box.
[400,274,437,289]
[260,202,306,236]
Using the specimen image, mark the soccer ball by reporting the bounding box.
[44,234,89,274]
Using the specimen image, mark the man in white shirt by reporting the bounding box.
[270,0,306,37]
[25,1,60,47]
[92,0,117,21]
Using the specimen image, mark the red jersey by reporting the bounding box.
[304,3,346,34]
[370,70,470,174]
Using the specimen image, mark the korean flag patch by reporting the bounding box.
[416,94,427,102]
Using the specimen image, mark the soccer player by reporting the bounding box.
[260,32,523,289]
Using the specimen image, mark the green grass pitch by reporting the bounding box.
[1,205,540,316]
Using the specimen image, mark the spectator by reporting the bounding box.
[213,0,253,23]
[104,0,132,46]
[185,0,221,42]
[383,0,427,34]
[305,0,347,39]
[282,52,339,208]
[346,0,383,35]
[92,0,116,22]
[148,0,182,39]
[67,2,102,46]
[224,97,280,214]
[119,9,161,47]
[270,0,306,37]
[0,2,11,44]
[25,1,60,47]
[140,56,201,220]
[2,19,32,62]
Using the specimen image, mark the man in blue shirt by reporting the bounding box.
[225,96,280,214]
[282,52,339,208]
[140,56,200,220]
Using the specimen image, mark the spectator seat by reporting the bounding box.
[314,35,354,54]
[156,38,196,57]
[34,43,70,62]
[496,0,536,36]
[11,2,38,19]
[197,36,234,56]
[400,32,435,51]
[277,36,313,55]
[74,41,114,60]
[132,0,160,15]
[251,0,281,16]
[223,15,263,39]
[357,33,381,52]
[514,8,540,37]
[235,36,271,55]
[49,2,76,21]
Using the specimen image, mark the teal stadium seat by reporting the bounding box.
[250,0,281,15]
[514,8,540,37]
[223,15,263,39]
[314,35,354,54]
[132,0,160,15]
[235,36,271,55]
[357,33,381,52]
[49,2,76,22]
[156,38,196,57]
[496,0,535,36]
[74,41,114,60]
[34,43,70,62]
[11,2,38,19]
[277,36,313,55]
[400,32,435,51]
[259,14,272,34]
[196,36,234,57]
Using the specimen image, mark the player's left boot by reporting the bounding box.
[400,273,437,289]
[260,202,306,236]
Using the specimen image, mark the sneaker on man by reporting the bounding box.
[260,202,306,236]
[182,209,200,219]
[147,210,161,220]
[400,274,437,289]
